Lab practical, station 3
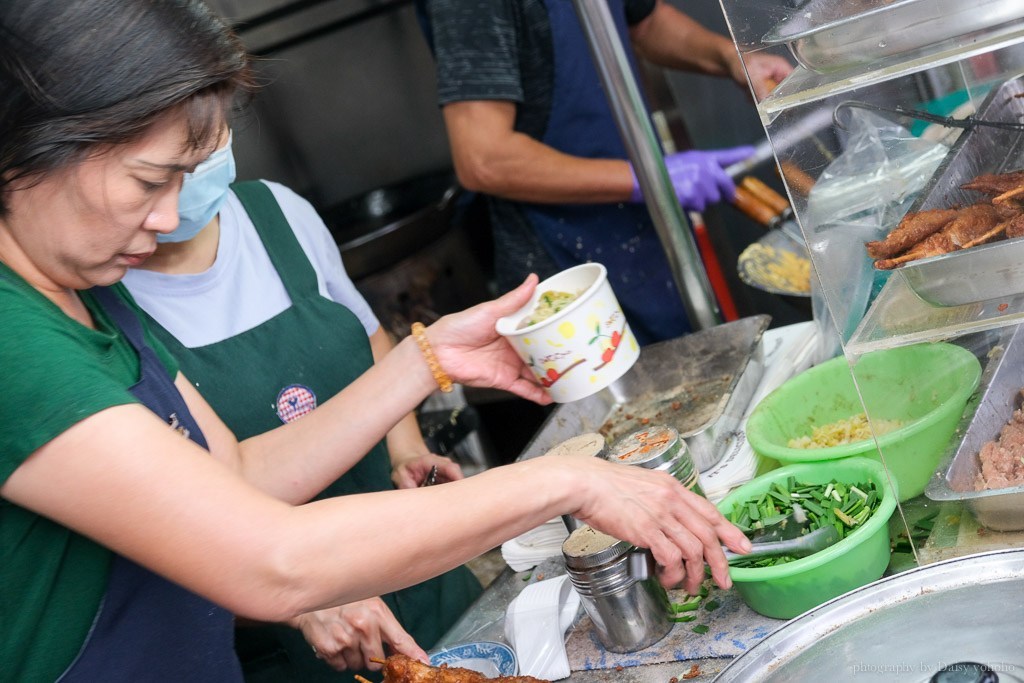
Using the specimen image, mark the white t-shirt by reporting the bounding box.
[122,180,380,348]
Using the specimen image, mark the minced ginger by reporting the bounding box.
[788,413,903,449]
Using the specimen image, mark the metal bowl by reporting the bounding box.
[762,0,1024,74]
[714,549,1024,682]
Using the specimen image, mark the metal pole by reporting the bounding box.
[572,0,721,330]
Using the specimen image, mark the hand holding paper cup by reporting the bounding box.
[496,263,639,403]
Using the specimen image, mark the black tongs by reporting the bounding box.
[833,99,1024,133]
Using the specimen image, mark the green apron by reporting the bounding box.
[143,181,482,682]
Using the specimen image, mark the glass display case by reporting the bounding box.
[718,0,1024,562]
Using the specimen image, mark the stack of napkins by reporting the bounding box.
[501,519,569,572]
[504,575,580,680]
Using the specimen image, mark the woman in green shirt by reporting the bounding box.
[0,2,750,681]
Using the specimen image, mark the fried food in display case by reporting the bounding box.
[866,169,1024,270]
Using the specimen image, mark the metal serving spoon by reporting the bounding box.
[723,525,841,565]
[722,504,841,565]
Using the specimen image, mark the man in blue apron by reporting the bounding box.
[415,0,792,345]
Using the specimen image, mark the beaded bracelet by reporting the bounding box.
[411,322,453,393]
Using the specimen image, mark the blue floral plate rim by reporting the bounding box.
[429,640,518,676]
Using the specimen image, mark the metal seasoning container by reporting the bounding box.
[543,433,608,533]
[562,526,672,653]
[607,424,703,496]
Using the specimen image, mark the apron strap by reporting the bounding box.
[230,180,321,300]
[89,286,152,356]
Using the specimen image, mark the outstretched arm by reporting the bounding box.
[226,275,549,503]
[628,0,793,100]
[4,410,749,622]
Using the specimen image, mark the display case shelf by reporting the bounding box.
[720,0,1024,565]
[847,272,1024,355]
[756,23,1024,123]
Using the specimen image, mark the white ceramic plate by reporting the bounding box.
[429,641,518,676]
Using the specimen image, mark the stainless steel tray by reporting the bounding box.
[762,0,1024,74]
[517,315,769,473]
[926,324,1024,530]
[898,74,1024,307]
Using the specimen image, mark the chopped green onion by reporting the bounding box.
[728,478,882,569]
[834,508,858,527]
[671,596,703,613]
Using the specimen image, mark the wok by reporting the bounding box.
[321,169,461,281]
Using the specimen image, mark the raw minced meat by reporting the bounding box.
[975,406,1024,490]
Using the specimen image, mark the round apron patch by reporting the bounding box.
[276,384,317,423]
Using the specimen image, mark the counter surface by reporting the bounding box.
[435,564,730,682]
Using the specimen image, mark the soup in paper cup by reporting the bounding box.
[496,263,639,403]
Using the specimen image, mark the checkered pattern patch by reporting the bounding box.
[276,384,317,423]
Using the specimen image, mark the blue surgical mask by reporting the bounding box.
[159,133,237,243]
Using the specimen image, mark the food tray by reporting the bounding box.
[897,73,1024,306]
[517,315,769,473]
[762,0,1024,74]
[737,228,811,298]
[926,324,1024,531]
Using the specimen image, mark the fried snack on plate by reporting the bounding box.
[360,654,551,683]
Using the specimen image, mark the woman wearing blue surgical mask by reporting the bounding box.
[123,128,482,681]
[157,133,237,244]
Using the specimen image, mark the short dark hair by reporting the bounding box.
[0,0,257,215]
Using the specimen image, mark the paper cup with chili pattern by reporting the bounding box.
[496,263,639,403]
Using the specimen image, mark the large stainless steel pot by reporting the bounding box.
[715,550,1024,682]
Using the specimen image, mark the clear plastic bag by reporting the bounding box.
[804,109,949,362]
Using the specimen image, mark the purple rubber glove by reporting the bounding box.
[629,146,756,211]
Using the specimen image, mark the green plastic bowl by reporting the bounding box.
[717,458,897,619]
[745,343,980,501]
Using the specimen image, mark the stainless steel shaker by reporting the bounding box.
[606,424,703,495]
[562,526,672,653]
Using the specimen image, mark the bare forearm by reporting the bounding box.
[443,102,635,204]
[272,457,571,616]
[8,401,746,620]
[3,408,573,624]
[237,336,436,502]
[222,280,549,502]
[368,327,431,460]
[629,1,736,79]
[385,412,429,461]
